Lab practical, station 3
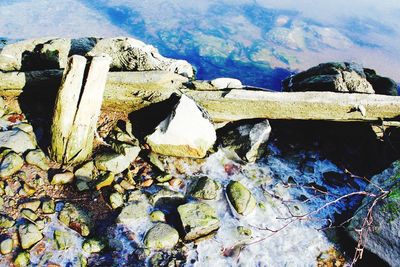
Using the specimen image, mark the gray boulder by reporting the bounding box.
[95,145,140,174]
[18,223,43,249]
[87,37,194,78]
[364,68,398,96]
[283,62,375,94]
[143,223,179,250]
[218,119,271,162]
[117,195,151,224]
[25,149,49,171]
[226,181,256,216]
[178,202,220,241]
[0,128,36,154]
[58,203,92,236]
[348,161,400,267]
[0,149,24,178]
[188,176,221,200]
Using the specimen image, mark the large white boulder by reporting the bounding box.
[145,95,216,158]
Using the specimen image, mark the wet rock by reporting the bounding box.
[110,192,124,209]
[226,181,256,216]
[188,176,221,200]
[148,187,185,206]
[283,62,375,94]
[75,161,94,180]
[348,161,400,266]
[0,149,24,178]
[364,68,398,96]
[150,210,166,223]
[86,37,194,77]
[25,149,49,171]
[94,172,115,190]
[178,202,220,241]
[41,199,55,214]
[211,78,243,89]
[143,223,179,250]
[54,230,74,250]
[0,128,36,154]
[0,237,13,254]
[58,203,92,237]
[14,251,30,267]
[117,197,151,224]
[18,222,43,249]
[0,214,15,228]
[51,171,74,185]
[95,145,140,174]
[145,95,216,158]
[83,238,105,254]
[218,119,271,162]
[20,208,38,222]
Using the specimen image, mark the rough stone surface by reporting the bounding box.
[18,223,43,249]
[95,145,140,174]
[0,128,36,154]
[218,119,271,162]
[54,230,74,250]
[87,37,194,77]
[117,196,151,224]
[188,176,221,200]
[0,149,24,178]
[58,203,92,236]
[211,78,243,89]
[348,161,400,266]
[25,149,49,171]
[144,223,179,250]
[364,68,398,96]
[283,62,375,94]
[51,171,74,185]
[0,214,14,228]
[83,239,105,254]
[0,238,13,254]
[14,251,30,267]
[148,187,185,206]
[226,181,256,216]
[145,95,216,158]
[178,202,220,241]
[0,37,97,71]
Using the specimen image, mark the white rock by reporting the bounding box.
[211,78,243,89]
[145,95,216,158]
[0,128,36,153]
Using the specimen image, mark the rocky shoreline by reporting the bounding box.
[0,37,399,266]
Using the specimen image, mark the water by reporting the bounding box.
[1,0,399,89]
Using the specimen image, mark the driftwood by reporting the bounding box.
[50,55,111,164]
[0,70,399,124]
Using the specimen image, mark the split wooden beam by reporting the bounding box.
[50,55,111,164]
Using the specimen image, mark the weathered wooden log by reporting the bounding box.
[50,55,111,164]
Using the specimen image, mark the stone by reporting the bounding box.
[58,203,92,236]
[237,226,252,236]
[86,37,194,78]
[143,223,179,250]
[348,161,400,266]
[150,210,166,223]
[14,251,30,267]
[21,208,38,222]
[75,161,94,181]
[82,238,105,254]
[117,197,151,224]
[54,230,74,250]
[94,172,115,190]
[0,214,14,228]
[364,68,398,96]
[95,145,140,174]
[177,202,220,241]
[186,80,216,91]
[145,95,216,158]
[19,199,41,211]
[0,37,97,72]
[110,192,124,209]
[218,119,271,162]
[211,78,243,89]
[51,171,74,185]
[41,199,55,214]
[155,174,172,183]
[25,149,50,171]
[188,176,221,200]
[18,223,43,249]
[0,128,36,153]
[148,187,185,206]
[282,62,375,94]
[0,238,13,254]
[226,181,256,216]
[0,149,24,178]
